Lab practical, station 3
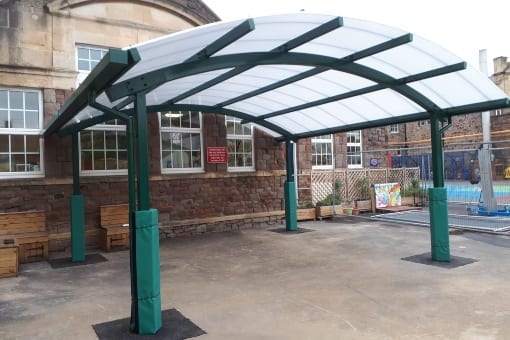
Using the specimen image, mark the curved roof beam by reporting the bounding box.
[217,33,412,107]
[107,51,448,113]
[248,62,466,124]
[130,103,295,139]
[141,102,428,140]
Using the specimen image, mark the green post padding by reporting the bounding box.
[70,194,85,262]
[285,181,298,231]
[134,209,162,334]
[428,188,450,262]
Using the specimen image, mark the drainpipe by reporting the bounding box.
[479,49,497,211]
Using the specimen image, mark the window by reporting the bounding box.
[76,45,108,86]
[226,116,254,171]
[418,120,430,126]
[80,120,127,174]
[75,44,127,175]
[346,130,362,168]
[0,88,43,178]
[312,134,333,169]
[389,124,399,134]
[160,111,202,172]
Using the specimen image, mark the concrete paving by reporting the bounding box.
[1,217,510,339]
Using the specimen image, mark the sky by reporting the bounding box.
[203,0,510,73]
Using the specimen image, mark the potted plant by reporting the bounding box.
[342,200,354,215]
[401,179,426,206]
[354,176,372,212]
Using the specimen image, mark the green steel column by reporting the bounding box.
[284,141,297,231]
[70,133,85,262]
[130,93,162,334]
[429,114,450,262]
[126,117,139,332]
[134,209,161,334]
[135,94,150,211]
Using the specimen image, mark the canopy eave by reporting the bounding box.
[42,48,140,137]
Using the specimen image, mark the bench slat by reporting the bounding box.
[99,204,129,251]
[0,212,46,236]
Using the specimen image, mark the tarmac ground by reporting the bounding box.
[1,217,509,339]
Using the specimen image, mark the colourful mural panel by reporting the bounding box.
[374,182,401,208]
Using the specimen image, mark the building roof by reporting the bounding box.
[44,13,510,140]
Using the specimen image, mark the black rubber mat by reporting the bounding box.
[93,308,206,340]
[401,252,478,269]
[48,253,108,269]
[268,227,314,234]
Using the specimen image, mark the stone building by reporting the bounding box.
[0,0,286,254]
[2,0,509,255]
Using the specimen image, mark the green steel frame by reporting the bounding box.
[285,141,297,231]
[43,15,510,334]
[70,132,85,262]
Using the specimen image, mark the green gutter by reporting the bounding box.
[43,48,140,136]
[274,98,510,141]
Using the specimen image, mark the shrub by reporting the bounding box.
[316,180,343,206]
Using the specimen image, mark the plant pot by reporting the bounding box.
[315,205,343,219]
[401,196,423,206]
[352,207,360,216]
[355,199,372,211]
[297,208,316,221]
[342,207,353,215]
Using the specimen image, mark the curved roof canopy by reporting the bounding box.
[45,13,510,140]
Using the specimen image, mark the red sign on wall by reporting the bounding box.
[207,147,228,164]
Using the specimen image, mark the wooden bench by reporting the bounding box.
[0,211,49,264]
[100,204,130,251]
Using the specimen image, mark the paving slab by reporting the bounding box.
[1,219,509,339]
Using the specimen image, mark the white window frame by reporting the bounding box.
[159,111,203,174]
[389,124,399,134]
[311,134,333,169]
[0,87,44,179]
[75,44,108,87]
[226,116,255,172]
[346,130,362,169]
[79,121,128,176]
[418,120,430,126]
[76,44,128,176]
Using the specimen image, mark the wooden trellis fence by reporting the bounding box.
[309,167,420,205]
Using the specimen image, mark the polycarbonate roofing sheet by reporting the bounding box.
[45,12,510,139]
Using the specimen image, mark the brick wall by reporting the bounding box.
[0,172,287,254]
[0,99,287,255]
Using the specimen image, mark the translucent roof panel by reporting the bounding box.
[145,69,235,106]
[292,17,406,59]
[357,38,463,79]
[117,20,246,82]
[45,12,510,140]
